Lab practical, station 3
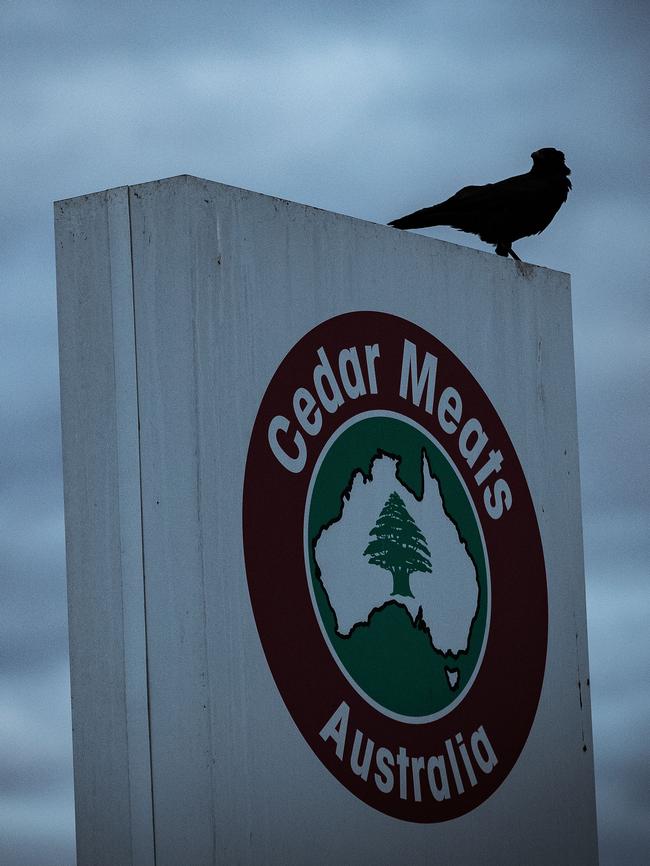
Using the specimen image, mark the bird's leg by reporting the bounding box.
[495,243,509,257]
[508,248,521,261]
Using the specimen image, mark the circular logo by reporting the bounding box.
[243,311,547,822]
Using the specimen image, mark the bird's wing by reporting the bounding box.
[444,173,566,238]
[446,173,537,207]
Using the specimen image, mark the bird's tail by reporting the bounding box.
[388,204,448,230]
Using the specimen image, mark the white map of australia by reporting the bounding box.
[314,453,479,661]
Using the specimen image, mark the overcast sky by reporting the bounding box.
[1,1,648,863]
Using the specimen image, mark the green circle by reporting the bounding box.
[307,415,488,718]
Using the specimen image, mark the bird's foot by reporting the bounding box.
[495,243,521,261]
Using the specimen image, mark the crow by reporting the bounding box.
[388,148,571,261]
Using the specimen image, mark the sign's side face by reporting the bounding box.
[243,310,547,822]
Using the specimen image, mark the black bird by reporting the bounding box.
[389,148,571,261]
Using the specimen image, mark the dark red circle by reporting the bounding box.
[243,311,547,821]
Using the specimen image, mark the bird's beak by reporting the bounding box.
[531,150,539,160]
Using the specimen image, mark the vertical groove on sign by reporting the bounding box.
[116,185,156,866]
[190,187,219,861]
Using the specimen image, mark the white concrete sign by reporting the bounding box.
[56,176,598,865]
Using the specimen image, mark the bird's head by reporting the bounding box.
[531,147,571,177]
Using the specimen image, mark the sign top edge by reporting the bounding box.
[52,174,570,279]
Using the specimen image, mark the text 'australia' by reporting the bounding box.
[320,701,498,803]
